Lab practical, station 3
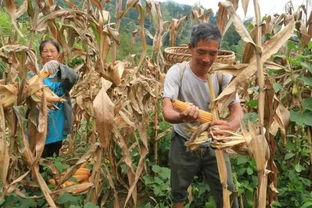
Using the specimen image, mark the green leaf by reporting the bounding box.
[287,41,296,50]
[299,77,312,86]
[141,202,153,208]
[246,99,258,108]
[284,153,295,160]
[301,201,312,208]
[246,167,253,175]
[54,161,70,172]
[70,177,78,183]
[243,112,258,124]
[84,202,99,208]
[300,62,312,73]
[19,198,37,208]
[267,68,282,76]
[290,110,312,126]
[295,163,303,173]
[273,54,286,59]
[143,175,153,185]
[236,155,249,165]
[308,41,312,49]
[56,193,81,206]
[303,98,312,111]
[273,83,282,93]
[152,165,170,180]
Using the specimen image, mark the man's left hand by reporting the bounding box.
[210,120,234,137]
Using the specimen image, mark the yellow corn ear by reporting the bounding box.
[39,68,50,79]
[80,162,87,168]
[171,99,213,123]
[71,181,90,194]
[72,174,89,182]
[74,168,91,176]
[48,179,56,185]
[61,180,77,188]
[28,68,50,85]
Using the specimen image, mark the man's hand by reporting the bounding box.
[43,60,60,77]
[210,119,234,137]
[179,105,200,123]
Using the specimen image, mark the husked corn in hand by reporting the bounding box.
[27,68,50,86]
[171,99,213,123]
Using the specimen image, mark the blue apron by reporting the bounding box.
[43,78,67,144]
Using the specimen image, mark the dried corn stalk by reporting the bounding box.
[168,16,186,47]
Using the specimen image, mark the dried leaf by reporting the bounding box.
[270,99,290,144]
[4,0,17,17]
[230,0,239,10]
[217,3,228,34]
[0,106,9,185]
[0,84,18,108]
[16,0,28,19]
[117,0,139,19]
[242,0,250,16]
[14,107,56,207]
[215,17,295,111]
[93,78,115,149]
[90,0,103,10]
[34,88,48,161]
[220,1,257,48]
[64,0,77,8]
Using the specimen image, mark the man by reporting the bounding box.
[163,23,243,208]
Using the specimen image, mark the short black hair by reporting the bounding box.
[39,40,61,54]
[190,23,222,47]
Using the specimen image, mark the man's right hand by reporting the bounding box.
[178,104,199,123]
[163,98,200,124]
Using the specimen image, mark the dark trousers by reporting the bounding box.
[169,131,239,207]
[42,141,63,158]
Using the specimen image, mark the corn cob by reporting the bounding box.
[71,181,91,194]
[48,179,56,185]
[171,99,213,123]
[71,174,89,182]
[57,167,91,188]
[74,168,91,176]
[61,180,77,188]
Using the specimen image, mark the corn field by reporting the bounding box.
[0,0,311,207]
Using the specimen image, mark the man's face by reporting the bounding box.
[189,40,219,74]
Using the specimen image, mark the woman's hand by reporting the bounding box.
[43,60,60,77]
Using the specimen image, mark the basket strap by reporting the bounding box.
[177,61,189,89]
[177,62,223,96]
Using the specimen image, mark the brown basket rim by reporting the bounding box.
[164,46,235,57]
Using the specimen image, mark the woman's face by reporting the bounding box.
[40,42,60,64]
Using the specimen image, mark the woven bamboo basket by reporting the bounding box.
[163,46,235,69]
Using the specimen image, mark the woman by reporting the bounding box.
[31,40,77,158]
